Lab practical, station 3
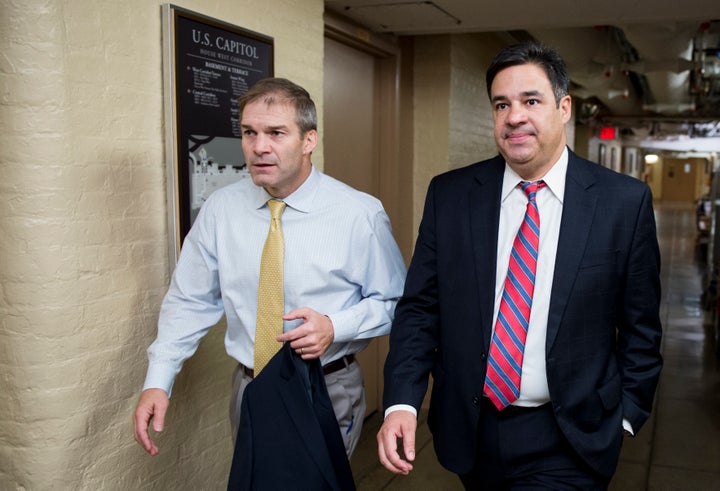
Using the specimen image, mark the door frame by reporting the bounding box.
[324,12,406,241]
[324,12,412,414]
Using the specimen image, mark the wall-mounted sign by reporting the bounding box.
[162,4,273,264]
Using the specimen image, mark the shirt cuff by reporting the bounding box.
[384,404,417,419]
[622,418,634,436]
[325,310,358,343]
[142,364,176,397]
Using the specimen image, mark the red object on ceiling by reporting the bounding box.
[599,127,616,140]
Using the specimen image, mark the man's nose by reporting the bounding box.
[506,103,528,125]
[252,133,271,154]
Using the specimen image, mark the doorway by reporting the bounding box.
[324,37,378,195]
[323,20,403,416]
[662,157,704,202]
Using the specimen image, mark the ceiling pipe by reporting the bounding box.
[621,58,695,74]
[643,102,697,113]
[608,88,630,99]
[621,21,697,109]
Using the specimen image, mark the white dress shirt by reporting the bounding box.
[386,149,634,433]
[496,149,567,406]
[144,167,407,395]
[386,149,567,418]
[500,150,634,433]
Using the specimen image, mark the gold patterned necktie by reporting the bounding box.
[254,199,287,374]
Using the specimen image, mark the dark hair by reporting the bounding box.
[238,77,317,135]
[486,42,570,107]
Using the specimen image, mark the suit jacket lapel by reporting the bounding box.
[546,153,598,349]
[469,156,505,349]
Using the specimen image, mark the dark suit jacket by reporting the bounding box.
[383,150,663,478]
[228,342,355,491]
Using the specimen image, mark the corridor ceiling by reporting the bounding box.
[326,0,720,142]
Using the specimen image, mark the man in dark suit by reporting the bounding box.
[377,42,663,489]
[228,342,355,490]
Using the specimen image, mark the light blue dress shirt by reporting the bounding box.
[144,167,407,395]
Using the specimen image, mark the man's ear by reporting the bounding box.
[559,94,572,124]
[303,129,318,155]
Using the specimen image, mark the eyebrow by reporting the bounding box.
[240,124,289,132]
[491,90,544,104]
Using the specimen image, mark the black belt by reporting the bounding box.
[240,354,355,379]
[321,354,356,375]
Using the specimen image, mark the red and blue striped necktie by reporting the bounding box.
[484,181,545,410]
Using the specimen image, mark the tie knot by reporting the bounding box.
[267,199,286,219]
[520,181,545,201]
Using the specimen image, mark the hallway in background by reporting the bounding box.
[350,201,720,490]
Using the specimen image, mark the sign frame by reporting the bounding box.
[161,4,274,266]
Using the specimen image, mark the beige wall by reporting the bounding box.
[412,35,452,225]
[449,33,509,170]
[573,124,592,160]
[646,158,664,200]
[0,0,323,489]
[412,33,505,231]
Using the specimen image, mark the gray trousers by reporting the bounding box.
[229,358,366,457]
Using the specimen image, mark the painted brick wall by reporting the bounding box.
[0,0,323,489]
[449,33,508,170]
[412,32,507,231]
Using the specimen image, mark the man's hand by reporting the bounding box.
[133,388,169,456]
[277,307,334,359]
[377,410,417,475]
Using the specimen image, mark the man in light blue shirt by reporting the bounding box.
[133,78,406,458]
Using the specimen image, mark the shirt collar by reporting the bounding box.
[252,166,319,213]
[501,147,568,204]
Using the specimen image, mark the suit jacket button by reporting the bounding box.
[472,396,480,406]
[480,353,486,360]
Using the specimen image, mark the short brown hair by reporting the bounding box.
[238,78,317,135]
